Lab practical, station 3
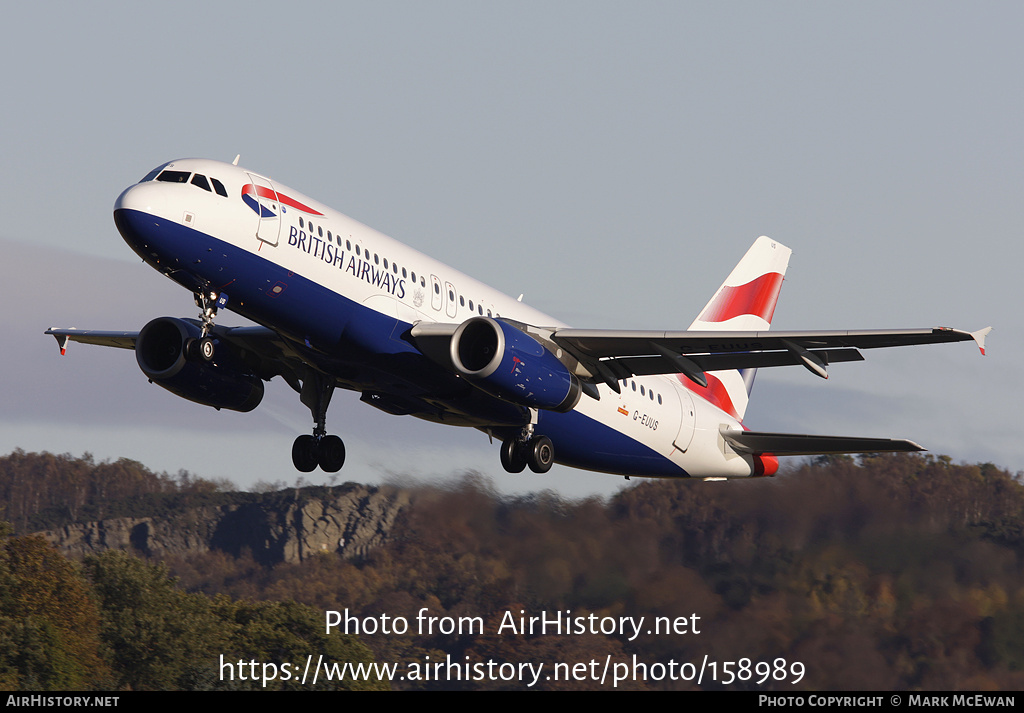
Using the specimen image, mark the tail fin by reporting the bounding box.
[682,236,792,420]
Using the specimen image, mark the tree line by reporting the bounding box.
[3,450,1024,690]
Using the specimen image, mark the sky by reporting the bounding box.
[1,2,1019,499]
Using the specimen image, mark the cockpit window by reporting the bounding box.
[191,174,212,192]
[156,170,191,183]
[139,165,167,183]
[211,178,227,197]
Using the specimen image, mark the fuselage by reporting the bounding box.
[114,158,760,478]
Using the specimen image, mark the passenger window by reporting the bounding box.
[434,283,440,294]
[384,258,389,269]
[300,217,305,228]
[156,170,190,183]
[346,240,352,250]
[318,226,323,237]
[191,174,212,192]
[211,178,227,197]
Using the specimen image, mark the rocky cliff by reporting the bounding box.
[38,482,411,565]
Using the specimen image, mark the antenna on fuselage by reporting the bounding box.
[232,154,240,166]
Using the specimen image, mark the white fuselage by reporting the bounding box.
[114,158,758,478]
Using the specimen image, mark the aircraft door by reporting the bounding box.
[430,275,442,311]
[672,385,696,452]
[245,173,282,247]
[444,281,458,319]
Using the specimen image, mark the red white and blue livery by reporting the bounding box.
[46,158,991,479]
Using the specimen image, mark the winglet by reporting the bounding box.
[971,326,992,356]
[47,328,72,356]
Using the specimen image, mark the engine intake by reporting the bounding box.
[449,317,581,412]
[136,317,264,412]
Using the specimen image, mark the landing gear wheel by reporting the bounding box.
[198,336,216,361]
[317,435,346,473]
[500,439,527,473]
[527,436,554,474]
[291,435,319,472]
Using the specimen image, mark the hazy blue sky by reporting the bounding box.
[1,2,1017,498]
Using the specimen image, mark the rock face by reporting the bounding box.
[38,483,410,565]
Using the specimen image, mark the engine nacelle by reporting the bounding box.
[135,317,264,412]
[450,317,581,412]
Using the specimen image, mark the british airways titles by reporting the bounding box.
[287,225,407,298]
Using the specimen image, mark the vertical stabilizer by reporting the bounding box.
[682,237,791,420]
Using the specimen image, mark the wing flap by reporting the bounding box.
[612,348,865,377]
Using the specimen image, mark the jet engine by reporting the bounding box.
[135,317,264,412]
[449,317,581,412]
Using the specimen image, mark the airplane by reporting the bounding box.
[46,158,990,480]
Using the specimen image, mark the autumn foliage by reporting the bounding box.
[2,450,1024,690]
[171,454,1024,690]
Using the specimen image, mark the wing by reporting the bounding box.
[45,323,305,390]
[45,328,138,353]
[550,326,992,388]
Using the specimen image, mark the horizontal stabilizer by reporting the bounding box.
[721,429,924,456]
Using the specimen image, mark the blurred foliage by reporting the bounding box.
[0,527,384,690]
[168,454,1024,690]
[5,450,1024,690]
[0,449,236,533]
[0,528,110,689]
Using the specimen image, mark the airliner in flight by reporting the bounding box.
[46,158,990,480]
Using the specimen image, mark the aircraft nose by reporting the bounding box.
[113,181,177,260]
[114,180,164,215]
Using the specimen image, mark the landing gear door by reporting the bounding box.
[245,173,282,247]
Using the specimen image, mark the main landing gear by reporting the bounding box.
[500,419,555,474]
[291,371,346,473]
[292,433,345,473]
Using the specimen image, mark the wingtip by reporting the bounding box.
[972,326,993,356]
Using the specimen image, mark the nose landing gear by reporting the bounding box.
[184,290,222,361]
